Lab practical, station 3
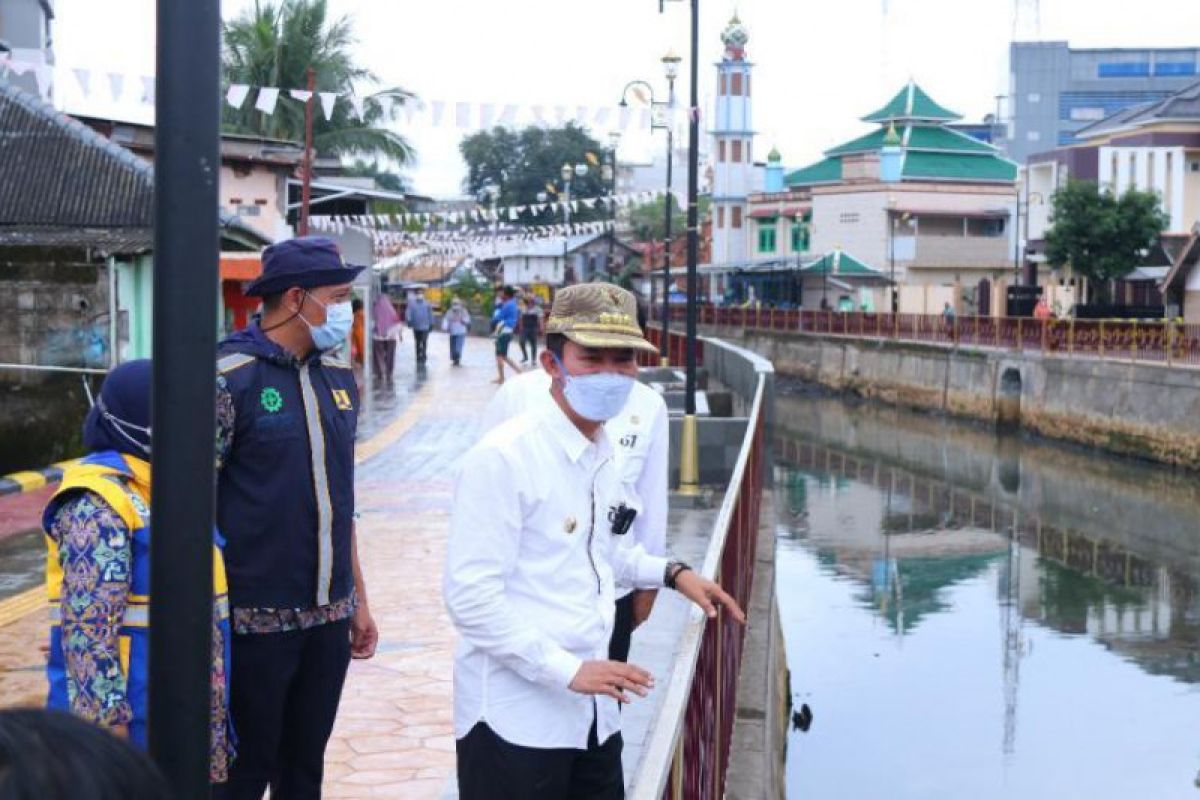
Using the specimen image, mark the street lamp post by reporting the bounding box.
[547,162,588,284]
[620,49,681,364]
[660,0,702,494]
[889,212,911,313]
[604,132,620,279]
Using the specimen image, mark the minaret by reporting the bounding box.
[710,13,755,266]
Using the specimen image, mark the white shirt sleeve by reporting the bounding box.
[609,536,669,591]
[443,445,582,689]
[627,399,670,557]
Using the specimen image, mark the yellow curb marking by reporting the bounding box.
[0,587,43,629]
[5,472,47,492]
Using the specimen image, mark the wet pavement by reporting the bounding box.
[775,391,1200,799]
[0,334,711,797]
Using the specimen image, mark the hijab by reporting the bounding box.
[82,359,152,459]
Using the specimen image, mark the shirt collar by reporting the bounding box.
[540,400,612,464]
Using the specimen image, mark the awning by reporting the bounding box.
[891,207,1010,219]
[220,253,262,281]
[749,204,810,219]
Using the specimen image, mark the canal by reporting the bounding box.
[774,384,1200,799]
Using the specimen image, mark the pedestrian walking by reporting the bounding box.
[41,359,234,785]
[442,297,471,366]
[481,326,670,663]
[445,283,744,800]
[491,285,522,384]
[517,295,544,365]
[215,237,378,800]
[406,289,434,364]
[372,292,402,387]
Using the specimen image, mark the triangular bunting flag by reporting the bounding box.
[226,84,251,109]
[255,87,281,115]
[289,89,313,103]
[72,68,92,98]
[107,73,125,103]
[319,93,338,121]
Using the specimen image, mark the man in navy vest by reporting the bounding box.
[215,237,378,800]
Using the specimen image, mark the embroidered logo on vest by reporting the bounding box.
[331,389,353,411]
[260,387,284,413]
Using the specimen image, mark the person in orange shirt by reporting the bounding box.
[1033,297,1052,320]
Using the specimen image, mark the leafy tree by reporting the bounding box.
[628,195,685,243]
[222,0,414,163]
[342,159,406,193]
[1044,180,1167,303]
[459,124,612,225]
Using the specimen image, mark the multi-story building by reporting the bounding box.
[0,0,54,99]
[1009,41,1200,163]
[1023,80,1200,307]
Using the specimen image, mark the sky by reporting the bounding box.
[50,0,1200,198]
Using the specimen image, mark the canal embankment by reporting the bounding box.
[703,325,1200,470]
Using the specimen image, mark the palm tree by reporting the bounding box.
[222,0,414,164]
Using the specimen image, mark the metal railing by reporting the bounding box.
[639,326,704,369]
[657,306,1200,367]
[630,330,768,800]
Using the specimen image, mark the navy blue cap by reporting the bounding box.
[244,236,366,297]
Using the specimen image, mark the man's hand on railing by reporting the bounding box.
[569,660,656,704]
[673,571,746,624]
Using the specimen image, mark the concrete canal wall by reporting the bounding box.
[709,327,1200,470]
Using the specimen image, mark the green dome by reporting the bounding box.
[767,146,782,163]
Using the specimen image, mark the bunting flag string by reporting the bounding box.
[0,55,687,136]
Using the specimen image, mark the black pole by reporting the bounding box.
[151,0,218,796]
[890,216,897,313]
[661,125,674,359]
[684,0,700,416]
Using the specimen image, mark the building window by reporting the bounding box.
[1154,61,1197,76]
[1027,92,1041,103]
[717,206,725,228]
[1026,130,1041,142]
[1129,152,1137,189]
[1147,151,1155,193]
[838,212,860,225]
[719,73,727,96]
[791,221,809,252]
[1098,61,1150,78]
[731,72,743,96]
[746,140,752,163]
[1165,152,1174,216]
[1111,153,1119,192]
[757,224,776,253]
[732,207,743,229]
[967,218,1006,237]
[718,140,726,162]
[745,74,751,97]
[732,140,743,163]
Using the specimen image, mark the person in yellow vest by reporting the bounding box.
[42,359,234,785]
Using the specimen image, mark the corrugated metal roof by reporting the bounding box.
[0,80,154,240]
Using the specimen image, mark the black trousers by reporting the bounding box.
[520,331,538,362]
[219,619,351,800]
[456,720,623,800]
[608,593,635,663]
[413,329,429,362]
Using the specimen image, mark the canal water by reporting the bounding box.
[774,386,1200,799]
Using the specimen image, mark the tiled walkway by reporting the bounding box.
[0,333,502,798]
[0,334,712,798]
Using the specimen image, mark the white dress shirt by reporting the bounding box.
[480,369,670,598]
[444,401,669,750]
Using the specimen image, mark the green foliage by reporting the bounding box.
[628,195,684,243]
[459,124,612,225]
[1044,180,1168,298]
[443,271,494,317]
[222,0,414,163]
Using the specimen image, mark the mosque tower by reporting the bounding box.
[710,13,755,266]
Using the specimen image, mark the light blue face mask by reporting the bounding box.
[301,293,353,352]
[551,353,635,422]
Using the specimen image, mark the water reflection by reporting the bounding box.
[776,393,1200,799]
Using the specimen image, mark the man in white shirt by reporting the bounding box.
[480,344,669,664]
[444,284,743,799]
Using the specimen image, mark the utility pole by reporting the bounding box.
[679,0,701,495]
[299,67,316,236]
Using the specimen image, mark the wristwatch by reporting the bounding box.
[664,560,692,590]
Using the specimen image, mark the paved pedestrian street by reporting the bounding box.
[0,333,713,798]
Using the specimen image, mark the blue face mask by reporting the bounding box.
[551,353,635,422]
[301,293,353,352]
